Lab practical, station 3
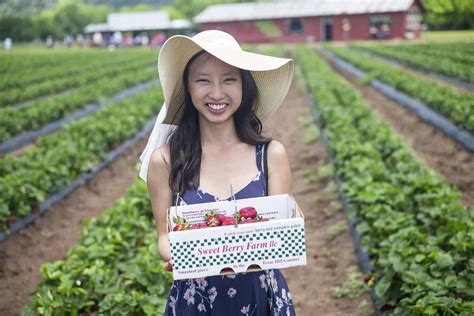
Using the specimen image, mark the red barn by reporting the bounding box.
[194,0,424,43]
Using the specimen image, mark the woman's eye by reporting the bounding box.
[224,78,237,82]
[196,79,209,83]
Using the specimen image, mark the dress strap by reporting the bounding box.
[256,141,271,195]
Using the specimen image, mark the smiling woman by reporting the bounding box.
[140,30,295,315]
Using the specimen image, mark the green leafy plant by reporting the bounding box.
[332,266,370,299]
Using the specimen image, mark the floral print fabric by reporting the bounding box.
[164,144,296,315]
[165,270,295,315]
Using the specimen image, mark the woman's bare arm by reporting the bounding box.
[267,140,292,195]
[147,145,174,262]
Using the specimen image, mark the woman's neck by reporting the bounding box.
[199,117,240,147]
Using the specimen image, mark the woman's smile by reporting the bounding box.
[206,102,228,114]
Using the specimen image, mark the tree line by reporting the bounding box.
[0,0,472,42]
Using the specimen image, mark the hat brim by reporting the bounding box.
[158,34,294,125]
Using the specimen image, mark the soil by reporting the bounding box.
[264,79,372,315]
[0,137,148,315]
[322,52,474,209]
[0,79,374,315]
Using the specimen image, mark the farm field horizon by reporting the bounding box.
[0,34,473,316]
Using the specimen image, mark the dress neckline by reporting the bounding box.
[197,172,261,201]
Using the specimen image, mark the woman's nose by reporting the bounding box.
[209,84,225,100]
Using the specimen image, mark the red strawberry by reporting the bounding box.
[172,216,189,231]
[238,207,257,220]
[190,223,207,230]
[173,223,189,231]
[221,217,237,226]
[313,252,320,259]
[206,216,220,227]
[216,213,227,224]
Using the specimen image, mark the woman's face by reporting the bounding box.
[187,53,243,125]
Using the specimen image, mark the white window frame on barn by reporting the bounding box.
[406,7,421,31]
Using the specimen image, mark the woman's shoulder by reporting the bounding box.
[266,140,288,159]
[149,144,170,169]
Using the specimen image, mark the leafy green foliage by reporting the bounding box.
[325,45,474,134]
[0,88,163,232]
[295,45,474,315]
[352,42,474,83]
[331,266,370,299]
[27,179,172,314]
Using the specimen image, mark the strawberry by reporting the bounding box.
[216,213,227,224]
[221,216,237,226]
[190,223,207,230]
[238,207,257,220]
[206,216,220,227]
[173,223,189,231]
[204,211,221,227]
[172,216,189,231]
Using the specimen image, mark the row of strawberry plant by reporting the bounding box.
[0,88,163,233]
[393,43,474,65]
[0,66,155,143]
[325,45,474,134]
[0,56,154,107]
[0,49,139,74]
[0,50,154,92]
[351,43,474,84]
[295,45,473,315]
[23,179,172,315]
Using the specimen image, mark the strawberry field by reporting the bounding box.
[1,40,473,316]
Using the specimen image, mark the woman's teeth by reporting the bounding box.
[207,103,227,110]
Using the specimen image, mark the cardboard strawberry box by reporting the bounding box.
[167,194,307,280]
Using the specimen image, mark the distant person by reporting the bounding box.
[76,34,85,47]
[141,33,149,46]
[64,35,73,48]
[46,35,54,48]
[112,31,122,48]
[3,37,12,51]
[369,26,377,39]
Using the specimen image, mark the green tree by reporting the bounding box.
[422,0,474,29]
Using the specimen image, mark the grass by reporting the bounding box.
[331,266,370,299]
[325,220,348,241]
[422,30,474,43]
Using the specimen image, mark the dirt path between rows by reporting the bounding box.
[0,137,148,315]
[0,81,374,315]
[322,53,474,209]
[264,79,372,315]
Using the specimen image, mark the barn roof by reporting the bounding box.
[194,0,416,23]
[108,11,170,31]
[84,11,192,33]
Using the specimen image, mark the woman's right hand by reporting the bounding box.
[164,260,173,272]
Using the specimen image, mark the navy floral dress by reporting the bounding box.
[164,144,296,316]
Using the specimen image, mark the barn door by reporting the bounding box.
[322,16,333,41]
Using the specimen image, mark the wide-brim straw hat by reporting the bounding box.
[158,30,294,124]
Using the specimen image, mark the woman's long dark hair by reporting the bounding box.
[168,51,270,194]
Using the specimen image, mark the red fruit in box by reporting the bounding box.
[238,207,257,220]
[172,216,189,231]
[221,217,237,226]
[190,223,207,230]
[216,213,227,224]
[173,223,189,231]
[206,216,220,227]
